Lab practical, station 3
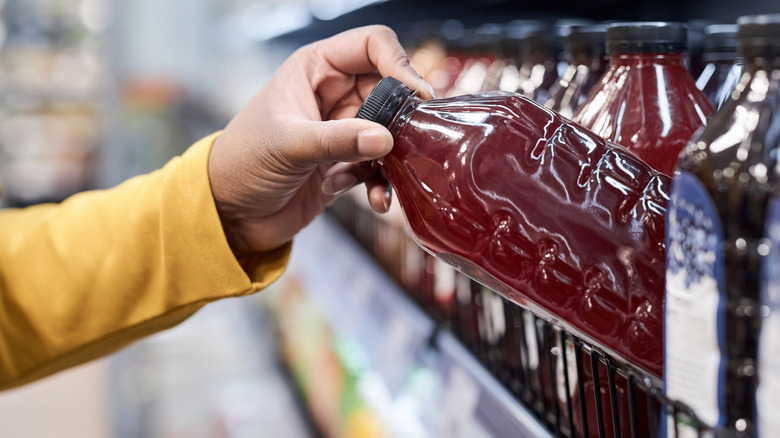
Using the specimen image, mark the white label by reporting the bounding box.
[434,259,456,303]
[665,270,722,426]
[479,289,506,345]
[759,199,780,437]
[522,310,540,370]
[456,273,472,305]
[403,237,423,287]
[757,315,780,436]
[555,335,577,403]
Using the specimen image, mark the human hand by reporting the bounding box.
[208,25,434,257]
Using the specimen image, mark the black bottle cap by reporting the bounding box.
[606,22,688,55]
[737,14,780,59]
[566,24,607,59]
[703,24,738,55]
[355,77,414,127]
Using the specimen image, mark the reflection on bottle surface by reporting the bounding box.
[574,22,713,176]
[358,78,670,377]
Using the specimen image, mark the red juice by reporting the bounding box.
[356,77,670,378]
[574,22,713,176]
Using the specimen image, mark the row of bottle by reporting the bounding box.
[349,14,780,437]
[408,19,742,131]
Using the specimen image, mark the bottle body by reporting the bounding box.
[696,24,741,110]
[380,91,669,377]
[546,57,608,120]
[574,52,713,175]
[545,25,608,119]
[665,62,780,434]
[696,60,743,109]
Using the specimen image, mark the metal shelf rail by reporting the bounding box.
[329,196,712,438]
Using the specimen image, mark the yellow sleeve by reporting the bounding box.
[0,132,291,391]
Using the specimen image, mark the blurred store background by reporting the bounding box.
[0,0,779,437]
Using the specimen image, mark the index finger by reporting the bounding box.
[314,25,436,99]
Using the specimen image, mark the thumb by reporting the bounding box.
[285,118,393,167]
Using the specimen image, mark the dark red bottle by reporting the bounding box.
[574,22,713,175]
[545,24,609,119]
[356,77,670,378]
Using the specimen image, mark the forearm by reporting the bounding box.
[0,133,290,390]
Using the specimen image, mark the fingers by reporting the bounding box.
[321,161,391,213]
[366,178,392,213]
[321,161,377,196]
[285,118,393,167]
[315,25,436,99]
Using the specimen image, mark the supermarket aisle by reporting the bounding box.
[0,296,314,438]
[0,360,111,438]
[109,296,316,438]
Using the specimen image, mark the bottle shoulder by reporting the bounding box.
[685,70,780,169]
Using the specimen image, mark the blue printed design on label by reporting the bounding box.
[664,171,725,429]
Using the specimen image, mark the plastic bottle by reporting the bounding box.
[489,20,545,94]
[687,19,715,79]
[574,22,713,175]
[696,24,742,109]
[545,25,608,119]
[356,77,670,378]
[517,25,560,103]
[664,14,780,436]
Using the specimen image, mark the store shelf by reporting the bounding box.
[272,214,552,437]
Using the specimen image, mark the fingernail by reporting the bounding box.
[424,82,437,99]
[358,129,393,158]
[383,186,392,211]
[322,173,358,196]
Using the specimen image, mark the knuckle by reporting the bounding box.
[319,120,338,160]
[369,24,395,37]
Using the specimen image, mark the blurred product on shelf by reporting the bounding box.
[665,13,780,437]
[686,19,716,79]
[445,23,503,97]
[0,0,107,205]
[488,20,540,94]
[512,22,560,102]
[0,104,99,204]
[357,77,670,378]
[574,22,713,176]
[544,24,608,119]
[274,215,556,438]
[695,24,742,109]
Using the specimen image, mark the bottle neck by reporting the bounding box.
[608,52,686,67]
[385,94,423,131]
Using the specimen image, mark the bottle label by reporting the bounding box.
[522,310,540,370]
[759,197,780,437]
[434,259,456,303]
[403,236,423,288]
[555,334,577,403]
[665,171,726,428]
[478,288,506,345]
